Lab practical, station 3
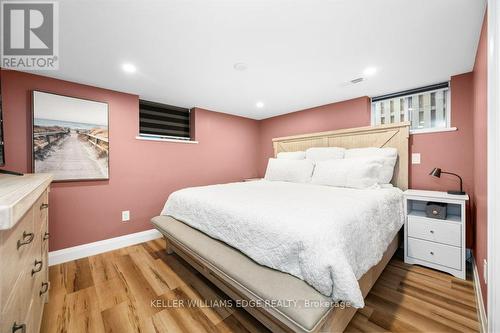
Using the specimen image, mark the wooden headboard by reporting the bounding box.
[272,122,410,190]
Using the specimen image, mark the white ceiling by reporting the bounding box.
[36,0,486,119]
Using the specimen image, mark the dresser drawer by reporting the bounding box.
[28,265,48,333]
[1,220,44,314]
[1,265,40,333]
[0,209,35,309]
[407,237,461,270]
[41,218,49,303]
[40,209,49,259]
[407,216,461,247]
[1,268,48,333]
[34,190,49,232]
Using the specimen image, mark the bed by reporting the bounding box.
[152,122,410,333]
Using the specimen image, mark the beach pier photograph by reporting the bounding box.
[32,91,109,181]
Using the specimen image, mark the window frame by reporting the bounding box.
[371,83,455,134]
[137,100,197,143]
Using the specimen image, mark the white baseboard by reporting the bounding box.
[48,229,162,266]
[472,256,488,333]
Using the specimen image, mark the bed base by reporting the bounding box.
[163,233,399,333]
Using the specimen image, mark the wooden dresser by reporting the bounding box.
[0,174,52,333]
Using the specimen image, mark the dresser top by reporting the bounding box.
[0,173,53,230]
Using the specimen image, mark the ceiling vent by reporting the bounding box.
[350,77,365,84]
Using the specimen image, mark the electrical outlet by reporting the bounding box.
[411,153,421,164]
[483,259,488,284]
[122,210,130,222]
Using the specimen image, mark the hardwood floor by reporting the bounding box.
[41,239,480,333]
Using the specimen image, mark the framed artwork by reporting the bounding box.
[0,81,4,167]
[32,91,109,181]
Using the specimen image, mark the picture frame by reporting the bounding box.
[0,81,4,167]
[32,90,109,182]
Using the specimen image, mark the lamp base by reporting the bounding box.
[0,169,23,176]
[447,190,466,195]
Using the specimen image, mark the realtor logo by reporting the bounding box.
[1,1,59,70]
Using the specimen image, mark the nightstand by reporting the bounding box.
[404,189,469,280]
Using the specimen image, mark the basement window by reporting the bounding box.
[137,100,197,143]
[371,82,456,134]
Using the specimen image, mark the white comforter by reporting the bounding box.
[161,180,404,307]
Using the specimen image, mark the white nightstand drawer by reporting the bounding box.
[407,217,461,247]
[407,238,461,270]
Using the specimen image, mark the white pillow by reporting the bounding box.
[305,147,345,161]
[311,158,383,189]
[277,151,306,160]
[264,158,315,183]
[344,147,398,184]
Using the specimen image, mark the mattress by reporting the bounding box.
[160,180,405,308]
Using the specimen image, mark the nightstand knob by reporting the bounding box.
[430,230,435,234]
[430,251,434,255]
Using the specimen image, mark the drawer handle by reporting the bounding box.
[40,282,49,296]
[17,231,34,250]
[430,230,435,234]
[12,322,26,333]
[430,251,434,255]
[31,259,43,276]
[43,232,50,240]
[40,203,49,210]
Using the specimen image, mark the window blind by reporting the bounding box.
[371,82,449,102]
[139,100,191,140]
[371,82,450,131]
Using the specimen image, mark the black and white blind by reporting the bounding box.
[139,100,191,140]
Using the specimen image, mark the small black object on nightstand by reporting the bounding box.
[425,202,448,220]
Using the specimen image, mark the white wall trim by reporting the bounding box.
[48,229,162,266]
[409,127,457,135]
[135,136,199,144]
[488,1,499,331]
[473,256,488,333]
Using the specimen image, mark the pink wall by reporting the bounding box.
[472,13,488,307]
[410,73,475,248]
[0,69,259,251]
[258,76,474,192]
[409,73,474,194]
[258,75,475,247]
[258,97,371,174]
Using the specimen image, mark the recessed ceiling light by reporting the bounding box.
[256,101,264,108]
[363,67,377,76]
[233,62,248,71]
[122,63,137,73]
